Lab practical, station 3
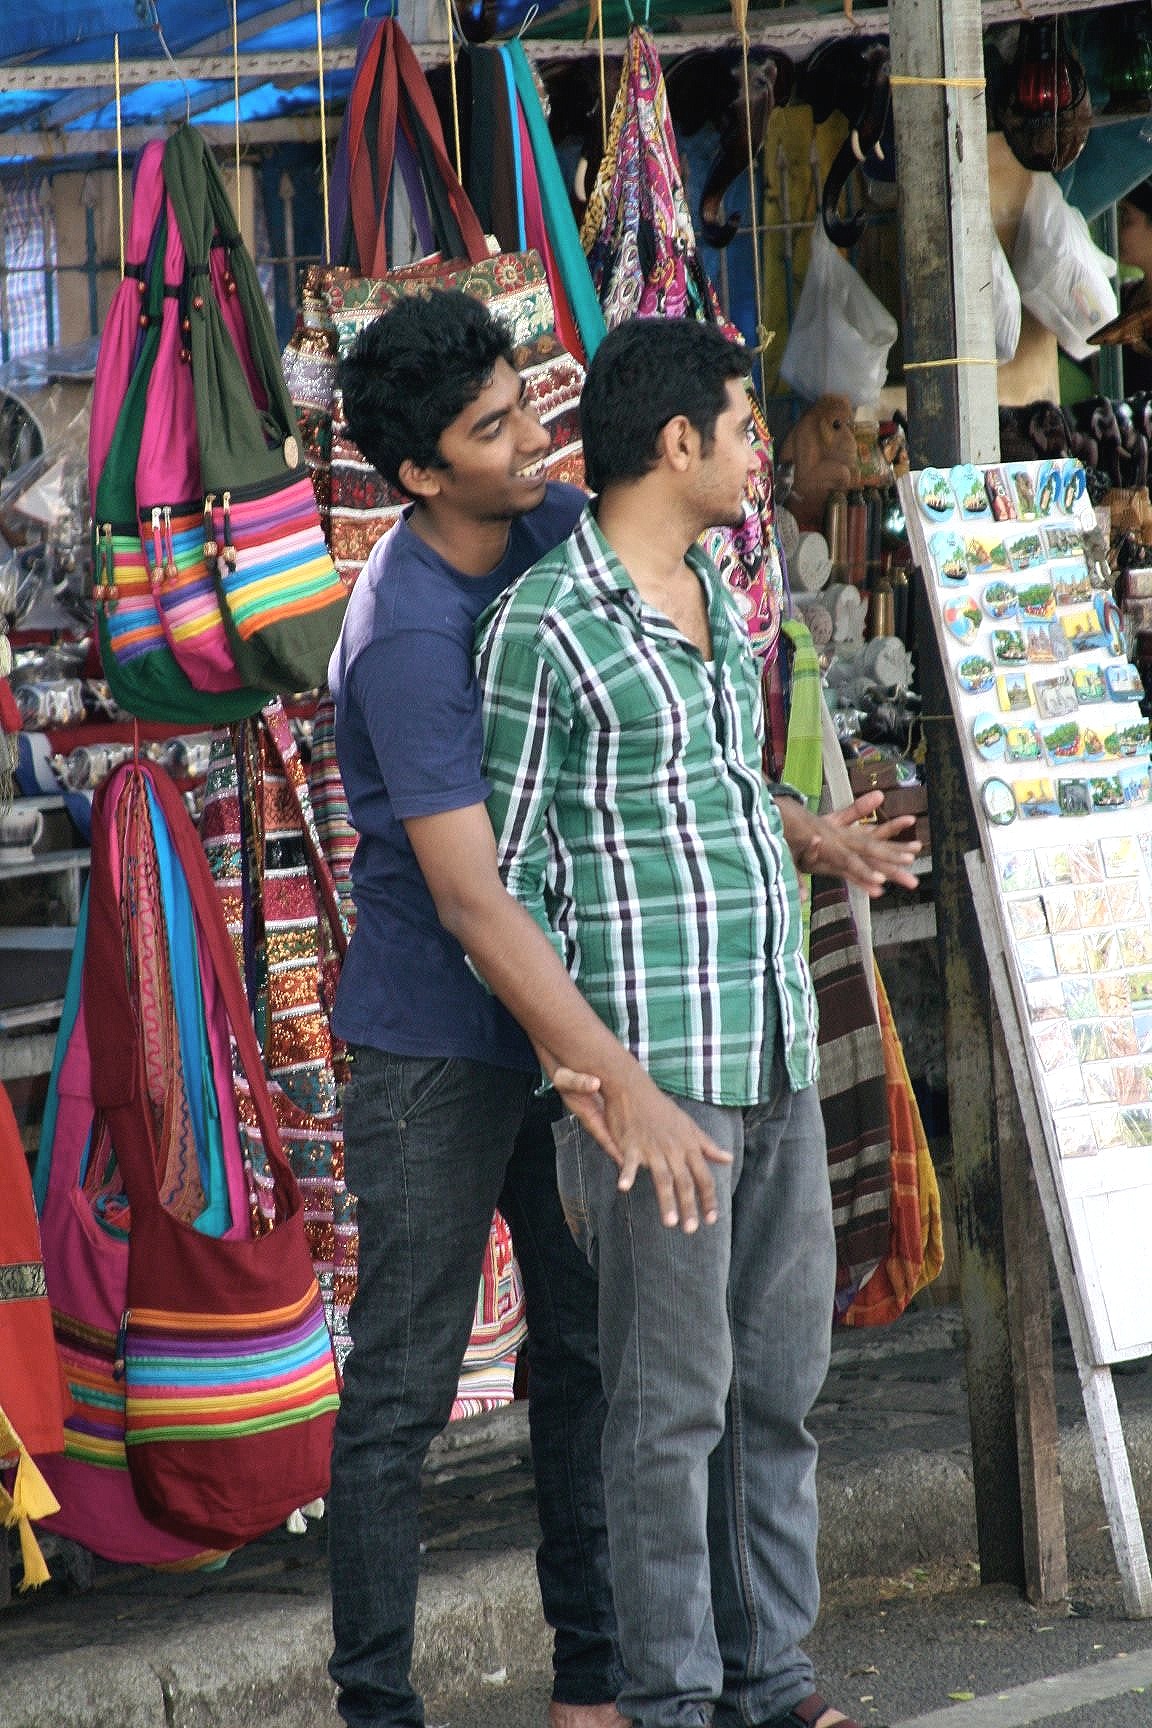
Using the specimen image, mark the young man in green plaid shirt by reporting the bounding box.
[477,317,918,1728]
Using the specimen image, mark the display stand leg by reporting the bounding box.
[967,850,1152,1618]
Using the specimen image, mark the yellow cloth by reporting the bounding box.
[840,967,945,1326]
[0,1402,59,1590]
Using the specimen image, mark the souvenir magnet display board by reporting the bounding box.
[901,459,1152,1363]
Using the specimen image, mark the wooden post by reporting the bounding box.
[890,0,1063,1591]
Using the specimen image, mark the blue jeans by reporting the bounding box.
[328,1047,622,1728]
[554,1072,835,1728]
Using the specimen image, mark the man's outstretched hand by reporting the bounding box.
[774,789,922,896]
[539,1050,732,1235]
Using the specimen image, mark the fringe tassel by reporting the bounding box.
[0,1406,61,1592]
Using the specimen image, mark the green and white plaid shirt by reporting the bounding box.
[476,508,818,1107]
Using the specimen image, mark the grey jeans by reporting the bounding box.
[554,1072,835,1728]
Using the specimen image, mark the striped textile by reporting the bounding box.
[808,880,891,1310]
[101,529,168,664]
[124,1286,340,1444]
[214,477,348,640]
[478,509,818,1106]
[309,695,359,929]
[146,503,243,691]
[53,1312,128,1470]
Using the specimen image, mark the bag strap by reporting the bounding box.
[328,18,384,264]
[86,760,299,1220]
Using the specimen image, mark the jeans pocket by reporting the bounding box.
[553,1113,595,1266]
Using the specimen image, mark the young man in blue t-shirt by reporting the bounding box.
[325,291,732,1728]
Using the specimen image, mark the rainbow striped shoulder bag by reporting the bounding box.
[85,759,340,1551]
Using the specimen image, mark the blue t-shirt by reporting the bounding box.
[328,483,586,1068]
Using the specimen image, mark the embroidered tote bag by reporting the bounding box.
[162,124,348,695]
[85,760,339,1549]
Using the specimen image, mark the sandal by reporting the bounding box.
[762,1694,868,1728]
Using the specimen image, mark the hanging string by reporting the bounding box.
[149,2,191,124]
[315,0,331,265]
[114,34,125,278]
[231,0,243,241]
[444,0,463,183]
[733,0,771,405]
[595,0,608,153]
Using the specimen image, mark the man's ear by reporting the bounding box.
[657,413,696,473]
[398,456,443,500]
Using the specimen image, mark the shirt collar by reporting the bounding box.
[568,505,733,655]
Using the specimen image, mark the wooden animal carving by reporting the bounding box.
[780,394,859,528]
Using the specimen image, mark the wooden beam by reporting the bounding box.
[0,116,343,161]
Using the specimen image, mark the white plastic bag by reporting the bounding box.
[991,227,1022,364]
[1012,173,1117,362]
[780,227,898,408]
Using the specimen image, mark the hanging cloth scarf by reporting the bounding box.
[580,26,785,665]
[0,1081,69,1460]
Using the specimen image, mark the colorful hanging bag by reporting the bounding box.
[85,760,340,1549]
[89,147,264,724]
[162,124,348,694]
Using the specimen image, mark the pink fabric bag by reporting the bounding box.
[136,197,248,693]
[87,140,165,503]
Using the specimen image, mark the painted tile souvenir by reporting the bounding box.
[1015,776,1059,818]
[1133,1008,1152,1053]
[1085,929,1122,972]
[1060,459,1087,515]
[1024,624,1061,665]
[1034,671,1077,718]
[1034,462,1062,517]
[1131,970,1152,1009]
[1043,887,1078,932]
[1075,885,1110,927]
[1071,841,1105,882]
[1096,594,1125,656]
[1018,934,1058,979]
[1009,895,1048,938]
[1108,879,1145,922]
[1026,978,1066,1019]
[1113,717,1151,758]
[1010,466,1039,520]
[918,468,956,520]
[982,578,1018,619]
[1052,931,1087,973]
[992,628,1027,664]
[958,653,995,694]
[1045,1062,1087,1108]
[1051,559,1093,607]
[952,464,992,517]
[1005,721,1043,763]
[972,714,1007,760]
[967,535,1010,575]
[1001,851,1041,892]
[1093,1110,1127,1150]
[1120,927,1152,968]
[1116,1064,1149,1105]
[1106,662,1144,701]
[1100,836,1139,875]
[1006,530,1045,571]
[1108,1019,1141,1059]
[985,467,1017,521]
[1039,719,1082,762]
[1078,721,1109,762]
[1120,767,1152,807]
[1062,607,1108,654]
[1033,1019,1076,1070]
[943,595,982,642]
[982,776,1017,824]
[1039,847,1075,886]
[1017,579,1055,620]
[1058,778,1093,816]
[930,530,968,584]
[1073,1022,1111,1063]
[1062,977,1097,1018]
[1083,1063,1119,1103]
[1054,1115,1096,1158]
[1120,1107,1152,1145]
[1044,524,1083,559]
[996,672,1032,712]
[1089,773,1126,811]
[1071,663,1106,704]
[1096,975,1132,1015]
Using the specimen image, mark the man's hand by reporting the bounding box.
[539,1046,731,1234]
[774,790,921,896]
